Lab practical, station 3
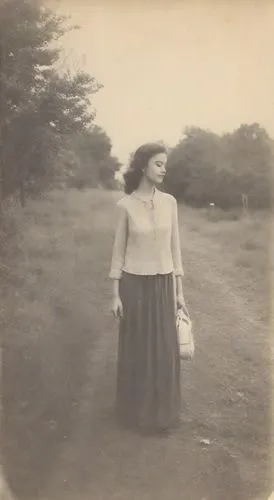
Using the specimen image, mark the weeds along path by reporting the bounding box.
[1,189,271,500]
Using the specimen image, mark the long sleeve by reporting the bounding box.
[171,197,184,277]
[109,202,128,279]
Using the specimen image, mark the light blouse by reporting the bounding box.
[109,188,184,279]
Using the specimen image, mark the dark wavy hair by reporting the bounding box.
[123,142,168,195]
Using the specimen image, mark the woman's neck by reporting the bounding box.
[135,178,155,198]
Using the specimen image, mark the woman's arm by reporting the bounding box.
[171,197,187,311]
[175,275,184,300]
[171,196,184,277]
[109,202,128,318]
[112,278,120,299]
[109,203,128,281]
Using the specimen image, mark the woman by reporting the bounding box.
[109,142,187,434]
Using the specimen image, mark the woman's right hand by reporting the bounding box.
[111,295,123,319]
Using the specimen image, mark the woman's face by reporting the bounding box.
[144,152,167,185]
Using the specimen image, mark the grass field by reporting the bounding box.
[0,188,272,500]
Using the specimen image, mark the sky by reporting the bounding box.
[51,0,274,165]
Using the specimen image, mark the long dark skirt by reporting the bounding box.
[116,272,181,432]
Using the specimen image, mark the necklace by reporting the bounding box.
[132,188,157,239]
[132,187,156,206]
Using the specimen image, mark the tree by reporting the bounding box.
[165,123,272,209]
[98,155,122,189]
[165,127,221,206]
[219,124,272,208]
[65,126,120,189]
[0,0,102,204]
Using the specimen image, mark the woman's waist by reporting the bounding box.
[122,258,174,274]
[125,242,172,258]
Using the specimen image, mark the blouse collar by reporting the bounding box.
[132,186,157,203]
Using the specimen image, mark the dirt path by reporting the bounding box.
[2,190,271,500]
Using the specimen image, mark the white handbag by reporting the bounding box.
[176,307,194,360]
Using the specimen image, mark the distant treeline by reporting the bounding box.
[164,124,273,209]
